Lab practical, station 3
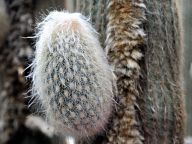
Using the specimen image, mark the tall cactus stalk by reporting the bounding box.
[139,1,185,143]
[0,0,54,143]
[102,0,146,143]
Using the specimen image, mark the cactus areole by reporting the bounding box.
[30,11,115,138]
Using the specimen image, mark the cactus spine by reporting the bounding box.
[31,11,115,138]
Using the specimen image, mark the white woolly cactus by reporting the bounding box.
[30,11,115,138]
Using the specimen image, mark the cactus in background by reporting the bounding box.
[74,0,107,46]
[0,0,33,143]
[30,11,115,139]
[0,0,54,143]
[0,0,9,47]
[139,1,185,143]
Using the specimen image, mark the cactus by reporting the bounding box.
[30,11,115,139]
[74,0,107,46]
[138,0,185,143]
[0,0,9,47]
[102,0,146,143]
[0,0,54,143]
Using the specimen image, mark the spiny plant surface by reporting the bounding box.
[103,0,146,143]
[30,11,115,139]
[139,0,185,143]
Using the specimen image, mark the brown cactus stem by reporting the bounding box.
[103,0,146,143]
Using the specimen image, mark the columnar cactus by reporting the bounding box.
[30,11,115,138]
[139,0,185,143]
[0,0,34,143]
[102,0,146,143]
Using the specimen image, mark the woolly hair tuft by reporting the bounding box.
[29,11,115,138]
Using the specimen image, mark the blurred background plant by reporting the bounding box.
[181,0,192,138]
[0,0,191,144]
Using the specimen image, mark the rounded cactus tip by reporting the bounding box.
[30,11,116,138]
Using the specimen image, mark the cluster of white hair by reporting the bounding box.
[30,11,115,138]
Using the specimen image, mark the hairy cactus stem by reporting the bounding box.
[104,0,146,143]
[30,11,116,140]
